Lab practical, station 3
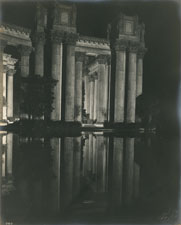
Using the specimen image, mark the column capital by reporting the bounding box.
[18,45,32,56]
[114,39,128,51]
[97,54,108,64]
[137,47,147,58]
[51,30,64,44]
[65,33,78,45]
[88,74,95,82]
[7,69,16,76]
[128,42,139,53]
[0,40,7,51]
[34,31,46,44]
[107,55,111,65]
[75,52,85,62]
[92,71,98,80]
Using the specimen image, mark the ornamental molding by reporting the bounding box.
[137,47,147,58]
[34,31,45,44]
[65,32,79,45]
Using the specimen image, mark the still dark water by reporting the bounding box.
[0,131,180,224]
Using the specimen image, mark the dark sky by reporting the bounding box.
[1,0,181,130]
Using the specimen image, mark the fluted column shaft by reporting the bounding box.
[93,73,98,121]
[136,49,146,97]
[75,52,84,122]
[114,41,126,122]
[0,41,6,121]
[97,55,107,123]
[51,32,63,121]
[7,69,16,118]
[89,75,94,120]
[133,162,140,199]
[18,46,32,77]
[107,58,111,122]
[65,35,77,121]
[126,45,137,123]
[34,32,45,77]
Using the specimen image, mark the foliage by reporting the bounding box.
[20,74,57,120]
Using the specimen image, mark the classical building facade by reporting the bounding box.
[0,2,146,125]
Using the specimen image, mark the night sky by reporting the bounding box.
[1,0,181,132]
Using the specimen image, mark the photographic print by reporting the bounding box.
[0,0,180,224]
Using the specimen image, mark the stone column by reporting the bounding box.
[136,48,146,97]
[112,137,124,206]
[75,52,85,122]
[51,31,63,121]
[89,75,94,121]
[65,34,77,121]
[7,68,16,118]
[0,40,6,122]
[3,63,8,120]
[93,72,98,121]
[107,57,111,122]
[18,45,32,77]
[34,32,45,77]
[0,135,2,224]
[114,41,127,122]
[124,138,135,205]
[126,44,138,123]
[97,55,107,123]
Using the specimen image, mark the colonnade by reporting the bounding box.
[114,40,146,123]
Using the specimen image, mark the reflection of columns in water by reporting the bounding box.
[112,137,124,205]
[75,52,84,122]
[0,134,2,224]
[124,138,135,205]
[0,41,6,121]
[61,137,74,209]
[7,133,13,176]
[133,162,140,199]
[65,36,77,121]
[96,135,107,192]
[83,136,89,176]
[50,138,61,212]
[73,137,81,199]
[50,31,63,120]
[2,135,6,177]
[92,135,97,174]
[126,44,137,123]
